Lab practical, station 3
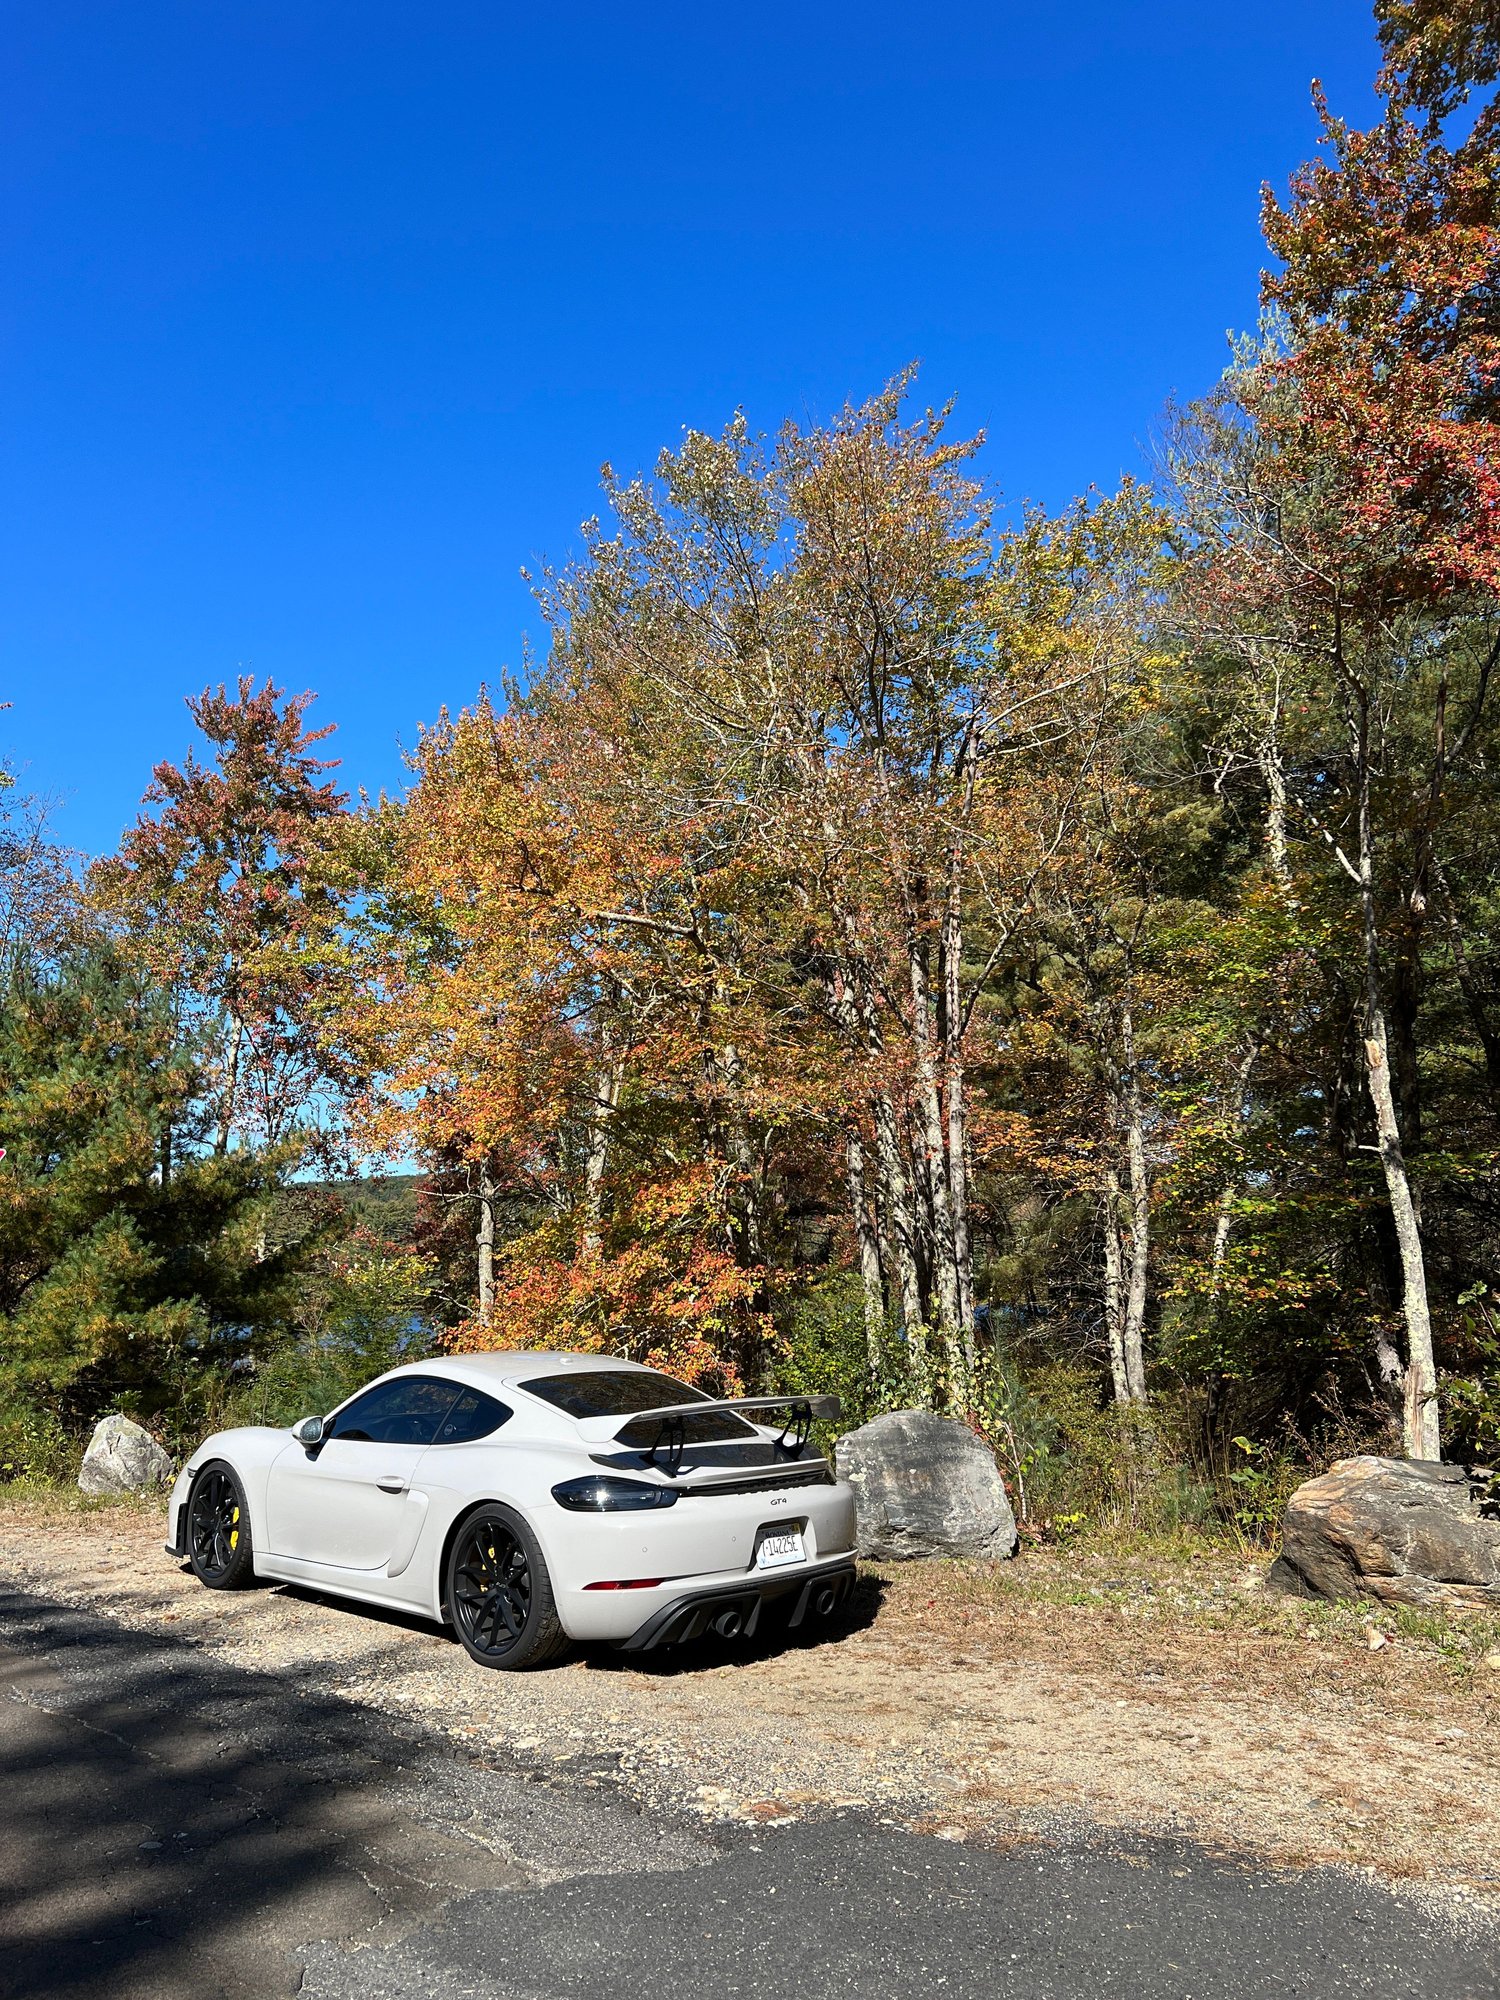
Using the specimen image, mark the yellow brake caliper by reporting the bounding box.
[230,1504,240,1551]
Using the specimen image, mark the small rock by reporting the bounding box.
[1363,1622,1388,1652]
[78,1414,174,1496]
[1482,1651,1500,1672]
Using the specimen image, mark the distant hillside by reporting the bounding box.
[276,1173,423,1246]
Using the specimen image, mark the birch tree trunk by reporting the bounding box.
[1102,1167,1130,1405]
[475,1160,498,1320]
[1119,1007,1150,1405]
[1351,685,1441,1460]
[846,1126,887,1364]
[1259,709,1293,898]
[873,1089,925,1345]
[1209,1040,1261,1296]
[940,848,976,1364]
[907,932,964,1374]
[215,1011,244,1156]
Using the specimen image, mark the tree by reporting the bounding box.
[0,949,299,1426]
[0,767,80,980]
[537,382,1149,1404]
[1160,18,1500,1457]
[93,678,349,1162]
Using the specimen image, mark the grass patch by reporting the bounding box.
[863,1525,1500,1690]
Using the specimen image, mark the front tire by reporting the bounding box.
[187,1461,256,1590]
[446,1504,569,1670]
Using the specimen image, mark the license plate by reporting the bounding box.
[755,1527,805,1570]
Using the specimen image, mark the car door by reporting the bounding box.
[265,1376,462,1571]
[384,1385,515,1580]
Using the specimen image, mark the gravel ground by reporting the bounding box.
[8,1577,1498,2000]
[3,1496,1498,1892]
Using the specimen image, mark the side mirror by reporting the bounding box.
[293,1414,326,1447]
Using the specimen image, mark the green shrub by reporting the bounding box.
[0,1401,74,1485]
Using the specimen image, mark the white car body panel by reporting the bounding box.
[166,1351,859,1651]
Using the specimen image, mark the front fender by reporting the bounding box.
[164,1425,294,1560]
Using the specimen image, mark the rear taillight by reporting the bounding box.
[552,1476,678,1512]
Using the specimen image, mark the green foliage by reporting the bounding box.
[775,1276,919,1429]
[223,1234,439,1431]
[0,1402,72,1486]
[1224,1435,1304,1547]
[0,951,309,1426]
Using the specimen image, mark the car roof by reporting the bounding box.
[387,1351,664,1393]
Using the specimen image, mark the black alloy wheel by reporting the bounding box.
[187,1463,256,1590]
[446,1505,567,1670]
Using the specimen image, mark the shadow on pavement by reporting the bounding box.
[0,1588,518,2000]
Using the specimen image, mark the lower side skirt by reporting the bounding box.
[619,1559,856,1652]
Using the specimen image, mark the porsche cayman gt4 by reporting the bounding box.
[166,1352,858,1669]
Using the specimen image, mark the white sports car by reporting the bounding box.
[165,1351,858,1669]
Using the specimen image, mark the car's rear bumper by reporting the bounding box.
[618,1557,857,1651]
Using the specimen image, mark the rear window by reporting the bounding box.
[522,1369,754,1440]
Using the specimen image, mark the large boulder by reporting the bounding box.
[1267,1455,1500,1611]
[835,1408,1018,1562]
[78,1413,175,1497]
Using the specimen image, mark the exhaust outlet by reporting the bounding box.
[813,1585,838,1618]
[711,1608,744,1639]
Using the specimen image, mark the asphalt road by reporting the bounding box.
[1,1584,1495,2000]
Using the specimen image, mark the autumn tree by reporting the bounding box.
[531,382,1155,1404]
[93,678,349,1163]
[1161,14,1500,1457]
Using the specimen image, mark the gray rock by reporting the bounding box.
[1267,1454,1500,1611]
[78,1413,175,1496]
[835,1408,1018,1562]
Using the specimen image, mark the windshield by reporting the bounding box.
[522,1368,755,1440]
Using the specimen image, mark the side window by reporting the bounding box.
[327,1378,461,1446]
[433,1388,511,1445]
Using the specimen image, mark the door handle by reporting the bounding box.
[375,1475,407,1494]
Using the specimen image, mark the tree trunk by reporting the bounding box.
[1119,1008,1150,1405]
[215,1012,245,1156]
[1209,1040,1260,1295]
[475,1160,498,1320]
[907,933,964,1376]
[1259,721,1293,897]
[940,849,976,1366]
[873,1090,926,1369]
[1102,1168,1130,1405]
[722,1050,765,1273]
[1351,686,1440,1459]
[581,1052,623,1259]
[1389,944,1424,1160]
[846,1126,886,1364]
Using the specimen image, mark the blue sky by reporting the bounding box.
[4,2,1377,857]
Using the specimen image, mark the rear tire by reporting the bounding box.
[446,1504,569,1670]
[187,1461,256,1590]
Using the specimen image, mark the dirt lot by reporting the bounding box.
[4,1494,1498,1893]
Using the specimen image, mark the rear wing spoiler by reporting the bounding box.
[574,1392,841,1467]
